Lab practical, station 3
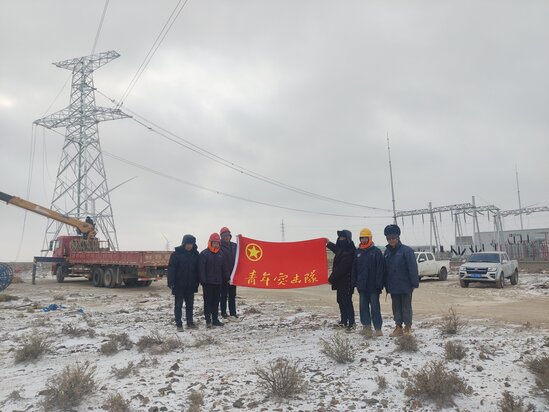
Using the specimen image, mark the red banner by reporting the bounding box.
[230,235,328,289]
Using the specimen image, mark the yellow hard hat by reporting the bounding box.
[359,228,372,238]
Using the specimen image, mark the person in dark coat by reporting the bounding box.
[352,228,386,337]
[199,233,230,327]
[326,230,356,329]
[167,234,199,331]
[383,224,419,336]
[219,226,238,319]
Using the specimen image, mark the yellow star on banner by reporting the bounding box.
[246,243,263,262]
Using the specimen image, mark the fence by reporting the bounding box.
[450,241,549,262]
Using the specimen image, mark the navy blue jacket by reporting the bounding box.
[167,245,199,293]
[199,248,230,285]
[352,245,386,294]
[221,241,238,275]
[384,242,419,294]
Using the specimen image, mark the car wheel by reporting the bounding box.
[459,279,469,288]
[55,266,65,283]
[496,272,505,289]
[92,267,104,287]
[510,269,519,285]
[438,267,448,281]
[103,268,117,288]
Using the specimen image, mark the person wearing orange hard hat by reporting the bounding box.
[199,233,230,327]
[219,226,239,319]
[352,228,386,338]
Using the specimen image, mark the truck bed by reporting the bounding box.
[69,251,171,267]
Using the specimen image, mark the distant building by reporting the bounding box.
[453,228,549,261]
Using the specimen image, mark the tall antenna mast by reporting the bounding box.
[281,219,286,242]
[515,165,524,230]
[387,133,397,224]
[34,51,129,252]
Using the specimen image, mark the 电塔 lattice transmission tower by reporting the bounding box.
[34,50,129,252]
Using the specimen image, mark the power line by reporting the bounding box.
[117,0,190,107]
[14,125,38,261]
[102,150,388,219]
[96,89,393,212]
[91,0,110,55]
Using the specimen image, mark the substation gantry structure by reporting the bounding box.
[396,198,549,256]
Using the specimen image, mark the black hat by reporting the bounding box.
[337,230,352,241]
[181,234,196,245]
[384,224,401,237]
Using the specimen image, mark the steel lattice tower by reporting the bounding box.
[34,50,129,252]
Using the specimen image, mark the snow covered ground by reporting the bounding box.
[0,270,548,411]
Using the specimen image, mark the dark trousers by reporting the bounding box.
[391,293,413,326]
[336,289,355,326]
[174,290,194,326]
[220,283,237,316]
[359,292,382,330]
[202,284,221,322]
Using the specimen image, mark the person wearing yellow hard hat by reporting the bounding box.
[352,228,386,337]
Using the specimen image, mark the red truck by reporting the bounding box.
[1,191,170,287]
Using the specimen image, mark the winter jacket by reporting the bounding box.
[327,230,356,294]
[384,242,419,294]
[199,248,230,285]
[352,245,386,294]
[167,243,200,293]
[221,241,238,277]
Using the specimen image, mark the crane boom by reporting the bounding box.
[0,191,96,239]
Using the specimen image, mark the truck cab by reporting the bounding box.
[458,251,519,288]
[415,251,450,281]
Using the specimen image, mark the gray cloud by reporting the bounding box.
[1,1,548,260]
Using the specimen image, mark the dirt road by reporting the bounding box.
[6,272,548,327]
[239,274,549,327]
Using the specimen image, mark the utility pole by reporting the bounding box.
[515,165,524,230]
[387,134,397,224]
[280,219,286,242]
[34,51,129,252]
[472,196,481,251]
[429,202,434,253]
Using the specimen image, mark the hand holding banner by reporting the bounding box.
[230,235,329,289]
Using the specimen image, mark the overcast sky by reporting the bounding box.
[1,1,548,261]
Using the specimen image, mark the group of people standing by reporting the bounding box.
[167,223,418,337]
[327,224,419,337]
[167,227,238,331]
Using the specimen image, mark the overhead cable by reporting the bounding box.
[97,89,394,212]
[117,0,191,107]
[91,0,110,55]
[102,150,389,219]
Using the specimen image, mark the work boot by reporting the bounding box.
[221,313,228,319]
[389,325,403,337]
[362,327,373,338]
[404,325,412,334]
[375,329,383,337]
[176,325,184,332]
[336,321,347,328]
[206,319,212,328]
[186,323,197,329]
[346,323,356,331]
[212,319,224,327]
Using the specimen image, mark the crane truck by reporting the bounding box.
[0,191,170,287]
